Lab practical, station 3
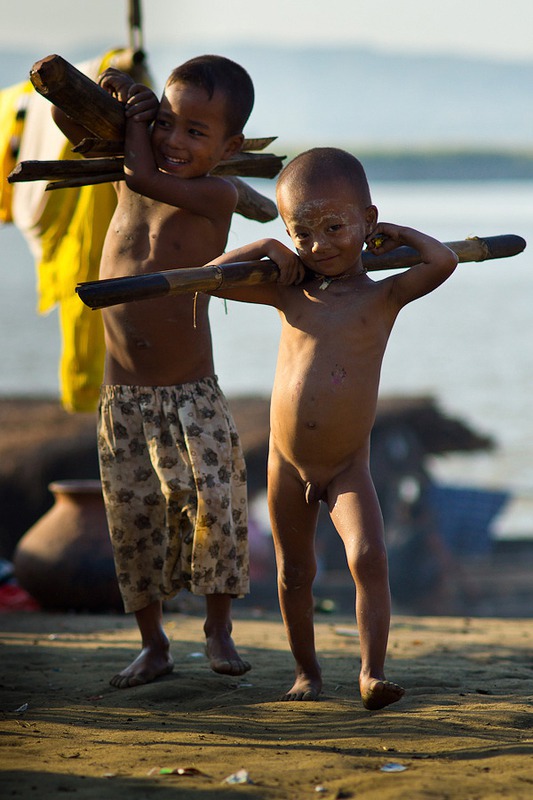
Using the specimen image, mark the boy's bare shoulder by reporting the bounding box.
[362,272,399,301]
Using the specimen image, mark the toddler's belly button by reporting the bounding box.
[305,420,317,429]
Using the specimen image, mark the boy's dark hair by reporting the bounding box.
[167,54,254,136]
[277,147,372,206]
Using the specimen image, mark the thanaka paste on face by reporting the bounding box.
[287,199,357,226]
[282,199,366,238]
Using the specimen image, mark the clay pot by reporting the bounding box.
[14,479,122,612]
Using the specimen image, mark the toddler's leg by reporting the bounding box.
[110,599,174,689]
[268,458,322,700]
[204,594,251,676]
[329,465,404,710]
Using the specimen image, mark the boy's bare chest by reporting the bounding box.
[103,194,225,274]
[278,285,393,373]
[291,283,387,335]
[115,194,200,239]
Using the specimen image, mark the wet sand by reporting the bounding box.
[1,609,533,799]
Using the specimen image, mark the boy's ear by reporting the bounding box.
[365,204,378,231]
[221,133,244,160]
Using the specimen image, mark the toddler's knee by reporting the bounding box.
[351,543,388,581]
[278,560,316,593]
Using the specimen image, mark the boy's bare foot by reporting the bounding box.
[281,674,322,701]
[360,678,405,710]
[205,631,251,676]
[110,646,174,689]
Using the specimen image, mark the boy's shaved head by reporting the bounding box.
[277,147,372,207]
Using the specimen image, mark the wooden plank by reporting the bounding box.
[72,138,125,155]
[213,152,285,178]
[228,177,278,222]
[30,54,125,141]
[242,136,277,152]
[8,158,123,183]
[10,151,284,183]
[45,174,124,190]
[9,158,278,221]
[75,137,278,156]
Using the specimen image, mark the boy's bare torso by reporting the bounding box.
[270,274,397,484]
[100,186,231,386]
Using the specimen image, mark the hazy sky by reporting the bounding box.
[1,0,532,63]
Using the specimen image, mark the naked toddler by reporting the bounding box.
[207,147,458,709]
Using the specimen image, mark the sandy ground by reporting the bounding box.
[1,608,533,800]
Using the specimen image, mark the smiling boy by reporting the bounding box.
[207,147,458,709]
[52,55,259,689]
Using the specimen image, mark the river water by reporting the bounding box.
[1,178,532,534]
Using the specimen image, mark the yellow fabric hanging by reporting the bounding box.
[1,50,136,413]
[38,179,117,412]
[0,81,33,223]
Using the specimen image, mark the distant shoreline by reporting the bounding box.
[282,148,533,181]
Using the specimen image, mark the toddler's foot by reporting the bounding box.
[110,646,174,689]
[281,673,322,701]
[205,630,251,676]
[360,677,404,710]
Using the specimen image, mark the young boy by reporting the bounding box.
[207,147,458,709]
[52,55,267,689]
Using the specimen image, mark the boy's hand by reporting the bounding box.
[98,69,159,123]
[364,222,407,256]
[369,223,458,307]
[124,84,159,123]
[264,241,306,285]
[98,68,135,103]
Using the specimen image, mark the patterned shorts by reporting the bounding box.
[97,379,249,613]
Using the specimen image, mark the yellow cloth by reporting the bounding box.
[39,180,116,412]
[0,81,32,223]
[0,50,131,412]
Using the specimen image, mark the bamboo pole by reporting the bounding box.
[75,234,527,310]
[362,234,526,271]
